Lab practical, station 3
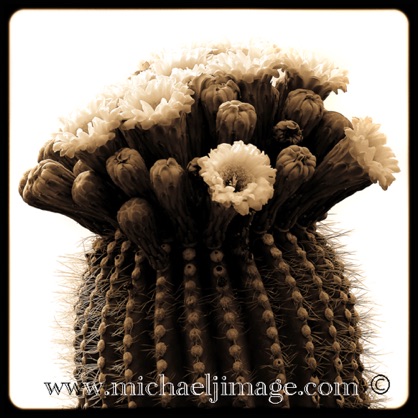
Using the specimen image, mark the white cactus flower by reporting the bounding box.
[345,116,400,190]
[198,140,276,215]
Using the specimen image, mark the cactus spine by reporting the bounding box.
[19,43,399,408]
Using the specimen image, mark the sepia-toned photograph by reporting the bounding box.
[9,8,408,411]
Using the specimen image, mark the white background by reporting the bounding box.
[9,9,408,409]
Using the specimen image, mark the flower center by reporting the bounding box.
[220,166,254,192]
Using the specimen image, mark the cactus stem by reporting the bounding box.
[180,247,215,406]
[153,244,185,407]
[123,247,155,408]
[257,233,319,407]
[308,229,370,406]
[234,252,289,407]
[204,203,237,250]
[74,237,106,408]
[96,230,126,408]
[208,249,254,408]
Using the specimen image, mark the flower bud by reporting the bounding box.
[216,100,257,144]
[21,159,75,212]
[18,169,31,199]
[106,148,150,197]
[21,160,117,233]
[150,158,184,200]
[272,120,303,146]
[252,145,316,233]
[72,159,91,177]
[117,197,169,269]
[276,145,316,183]
[282,88,324,138]
[200,77,240,139]
[72,170,121,219]
[150,158,197,245]
[200,79,240,117]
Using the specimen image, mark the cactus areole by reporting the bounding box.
[20,43,399,409]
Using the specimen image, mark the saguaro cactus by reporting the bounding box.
[19,43,399,409]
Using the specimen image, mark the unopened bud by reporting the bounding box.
[21,160,75,213]
[150,158,184,200]
[276,145,316,182]
[106,148,150,197]
[216,100,257,144]
[282,88,324,138]
[150,158,197,245]
[272,120,303,146]
[72,170,118,217]
[201,79,240,117]
[117,197,169,270]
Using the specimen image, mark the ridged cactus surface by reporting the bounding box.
[19,43,399,408]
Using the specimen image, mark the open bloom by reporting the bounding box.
[287,115,400,229]
[345,116,400,190]
[206,43,282,83]
[52,92,124,158]
[198,141,276,215]
[119,71,195,130]
[144,45,216,76]
[275,48,349,98]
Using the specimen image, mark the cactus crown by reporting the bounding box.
[20,42,399,236]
